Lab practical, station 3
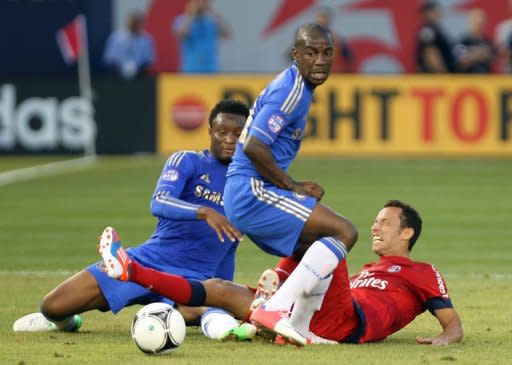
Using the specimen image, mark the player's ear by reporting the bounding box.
[401,227,414,242]
[291,47,298,61]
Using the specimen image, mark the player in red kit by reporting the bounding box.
[98,200,463,346]
[286,200,463,345]
[305,249,456,343]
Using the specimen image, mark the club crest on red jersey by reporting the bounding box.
[387,265,401,273]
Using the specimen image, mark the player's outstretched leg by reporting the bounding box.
[97,227,132,281]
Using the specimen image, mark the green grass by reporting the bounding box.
[1,156,511,364]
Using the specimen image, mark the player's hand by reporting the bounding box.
[294,181,325,200]
[198,207,243,243]
[416,336,450,346]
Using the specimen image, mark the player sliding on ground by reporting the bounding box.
[99,200,464,346]
[13,99,253,341]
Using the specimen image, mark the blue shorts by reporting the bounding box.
[224,175,317,257]
[87,260,175,314]
[88,246,220,314]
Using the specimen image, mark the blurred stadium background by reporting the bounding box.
[1,1,511,364]
[2,0,512,158]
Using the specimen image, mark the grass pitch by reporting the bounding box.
[1,156,511,364]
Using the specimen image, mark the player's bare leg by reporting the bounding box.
[298,203,358,248]
[42,270,110,318]
[13,270,103,332]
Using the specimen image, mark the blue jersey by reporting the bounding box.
[128,149,238,281]
[227,64,313,178]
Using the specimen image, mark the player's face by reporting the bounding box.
[209,112,245,164]
[371,207,411,256]
[293,32,334,87]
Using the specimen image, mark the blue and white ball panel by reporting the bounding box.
[87,261,174,314]
[224,175,316,257]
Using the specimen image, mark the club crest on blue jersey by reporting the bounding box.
[162,168,179,182]
[267,114,285,133]
[387,265,401,273]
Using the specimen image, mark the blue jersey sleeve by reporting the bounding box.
[151,151,200,220]
[248,100,291,145]
[214,242,238,281]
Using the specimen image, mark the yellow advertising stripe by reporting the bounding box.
[157,74,512,156]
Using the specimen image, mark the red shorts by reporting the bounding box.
[309,260,361,342]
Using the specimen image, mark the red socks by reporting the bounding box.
[130,261,206,306]
[274,256,299,284]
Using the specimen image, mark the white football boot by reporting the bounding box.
[12,313,57,332]
[13,312,82,332]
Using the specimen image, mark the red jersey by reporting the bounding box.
[309,256,452,343]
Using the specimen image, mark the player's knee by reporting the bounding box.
[336,220,358,250]
[40,293,64,321]
[203,278,231,304]
[345,222,358,249]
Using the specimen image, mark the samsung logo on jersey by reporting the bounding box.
[194,185,223,206]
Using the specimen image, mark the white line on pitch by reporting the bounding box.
[0,270,76,277]
[0,155,97,187]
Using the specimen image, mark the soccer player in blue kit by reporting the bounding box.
[223,23,359,345]
[13,99,249,339]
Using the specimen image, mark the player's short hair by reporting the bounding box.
[294,22,333,48]
[384,200,423,251]
[208,99,249,128]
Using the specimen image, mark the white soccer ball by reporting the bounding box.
[131,302,186,354]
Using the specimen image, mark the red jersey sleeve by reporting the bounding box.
[414,263,453,314]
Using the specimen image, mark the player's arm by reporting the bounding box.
[243,135,323,199]
[416,265,463,345]
[242,103,324,199]
[151,154,241,242]
[416,307,463,345]
[243,135,294,190]
[152,194,241,243]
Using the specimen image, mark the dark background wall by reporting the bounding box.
[94,77,156,154]
[0,0,111,78]
[0,76,156,154]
